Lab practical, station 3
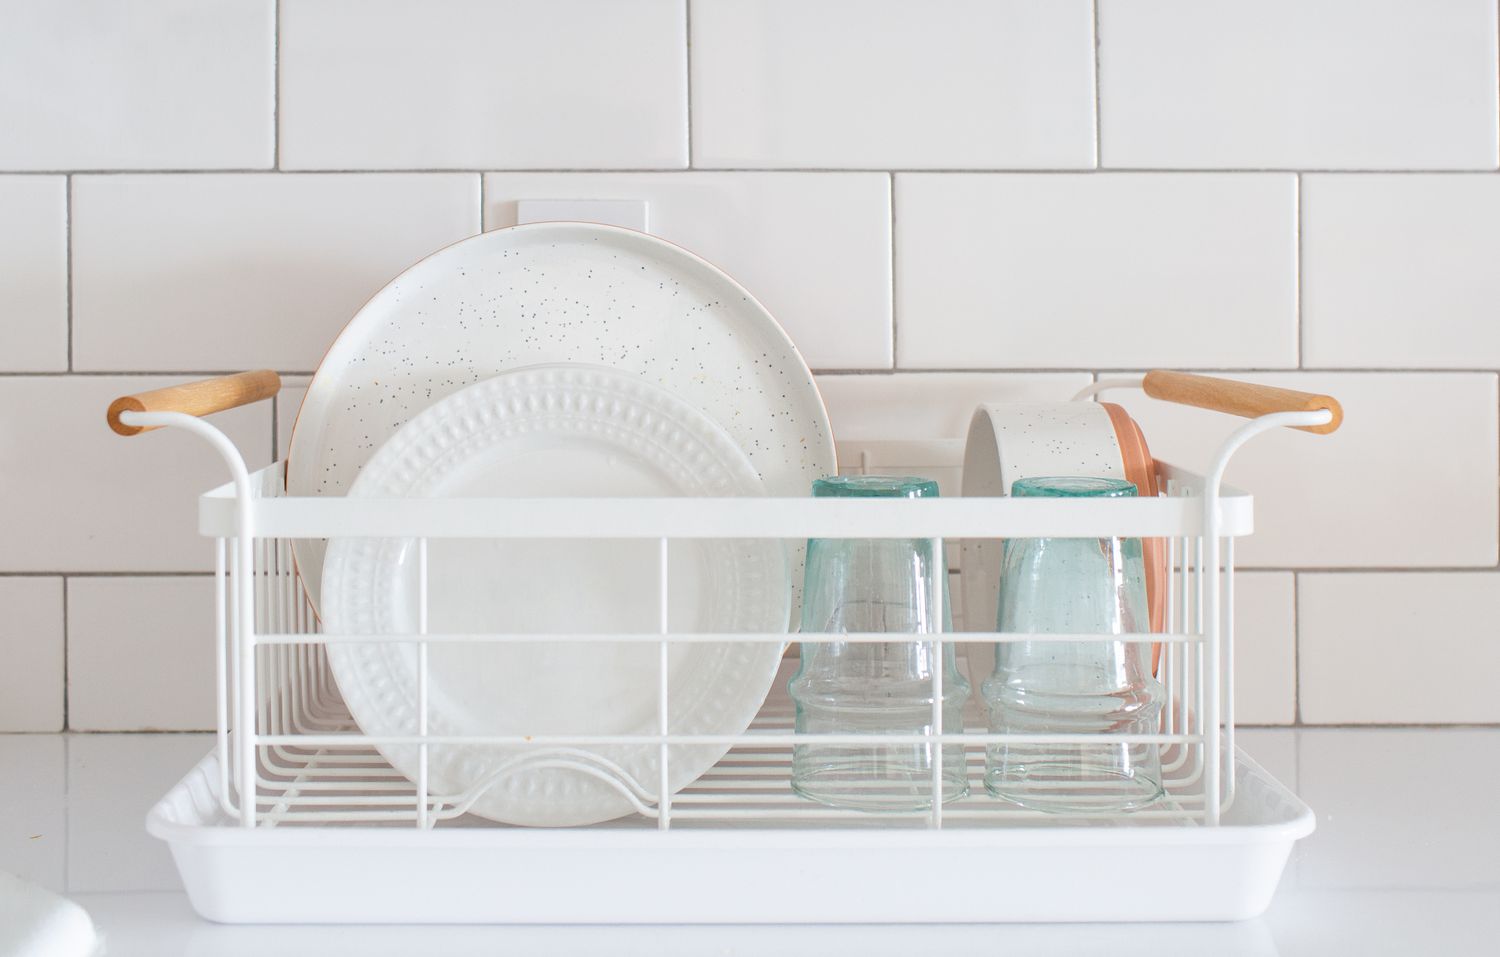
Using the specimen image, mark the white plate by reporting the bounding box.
[959,402,1126,691]
[288,222,836,614]
[320,365,790,827]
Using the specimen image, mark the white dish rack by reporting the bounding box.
[112,370,1335,924]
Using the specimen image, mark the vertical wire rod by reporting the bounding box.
[1175,531,1190,741]
[237,529,256,827]
[276,540,290,737]
[658,537,671,830]
[1163,532,1177,737]
[112,409,264,829]
[228,537,242,818]
[1197,410,1332,824]
[1223,536,1236,808]
[255,538,267,739]
[417,537,430,829]
[929,536,944,829]
[214,538,234,818]
[1195,534,1207,822]
[1160,529,1193,776]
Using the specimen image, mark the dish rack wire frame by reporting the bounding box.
[116,373,1335,833]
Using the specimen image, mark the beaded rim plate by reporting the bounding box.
[320,365,789,827]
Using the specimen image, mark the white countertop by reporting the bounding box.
[4,728,1497,956]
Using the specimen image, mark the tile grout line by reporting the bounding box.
[811,366,1500,375]
[61,576,69,732]
[1,566,1495,578]
[1291,572,1301,726]
[64,175,72,371]
[1091,0,1103,169]
[55,735,219,744]
[5,367,1050,378]
[0,370,321,378]
[15,167,1500,176]
[1269,724,1500,732]
[7,367,1500,379]
[684,0,694,169]
[62,733,70,893]
[888,172,898,369]
[0,572,216,578]
[477,172,487,231]
[1294,173,1304,368]
[272,0,281,171]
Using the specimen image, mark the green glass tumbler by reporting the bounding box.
[789,475,970,811]
[983,476,1164,812]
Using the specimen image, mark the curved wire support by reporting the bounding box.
[1202,408,1333,822]
[117,410,259,826]
[116,409,252,498]
[440,748,661,823]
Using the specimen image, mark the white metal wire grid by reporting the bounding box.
[199,451,1247,834]
[113,374,1335,837]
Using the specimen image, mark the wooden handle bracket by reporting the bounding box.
[107,370,282,436]
[1142,371,1342,434]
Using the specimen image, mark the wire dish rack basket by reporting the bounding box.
[113,370,1337,924]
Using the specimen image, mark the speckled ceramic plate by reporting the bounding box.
[320,365,789,827]
[288,222,835,614]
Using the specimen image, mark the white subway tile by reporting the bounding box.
[816,372,1094,439]
[1128,373,1497,568]
[1233,572,1296,726]
[67,733,210,891]
[71,174,479,372]
[0,377,271,572]
[691,0,1095,169]
[1304,175,1500,368]
[0,0,272,170]
[1098,0,1500,169]
[0,177,67,370]
[1300,573,1500,724]
[1298,729,1500,887]
[280,0,687,170]
[0,735,66,892]
[67,577,215,732]
[0,578,64,731]
[276,378,310,460]
[895,174,1297,369]
[485,173,892,368]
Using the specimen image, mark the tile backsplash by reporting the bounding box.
[2,0,1497,731]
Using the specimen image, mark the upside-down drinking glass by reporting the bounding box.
[789,475,970,811]
[983,476,1164,812]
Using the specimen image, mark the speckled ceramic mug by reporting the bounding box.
[960,402,1128,694]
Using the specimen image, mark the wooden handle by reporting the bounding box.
[107,370,281,436]
[1142,371,1342,434]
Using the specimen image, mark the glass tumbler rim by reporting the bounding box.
[812,474,940,498]
[1011,476,1138,499]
